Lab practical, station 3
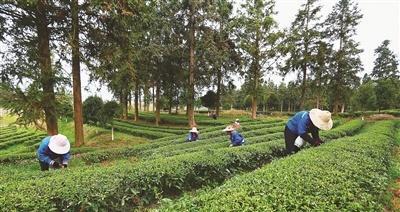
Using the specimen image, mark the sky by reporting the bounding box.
[81,0,400,101]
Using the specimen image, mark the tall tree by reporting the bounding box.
[324,0,363,113]
[205,0,240,116]
[70,0,84,146]
[83,1,144,121]
[371,40,399,80]
[0,1,69,135]
[281,0,323,109]
[187,0,197,127]
[235,0,281,119]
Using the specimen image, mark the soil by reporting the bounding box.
[367,114,397,121]
[391,179,400,211]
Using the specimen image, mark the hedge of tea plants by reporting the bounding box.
[159,121,397,211]
[0,119,364,211]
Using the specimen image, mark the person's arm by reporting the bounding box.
[310,125,322,145]
[298,118,318,146]
[37,138,53,165]
[299,133,315,145]
[62,152,70,167]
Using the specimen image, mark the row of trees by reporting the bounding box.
[0,0,399,147]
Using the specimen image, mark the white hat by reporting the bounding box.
[189,127,199,134]
[222,125,235,132]
[235,119,239,122]
[309,109,333,131]
[49,134,70,154]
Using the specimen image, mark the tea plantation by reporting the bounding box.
[0,115,399,211]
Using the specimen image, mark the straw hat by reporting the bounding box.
[189,127,199,134]
[309,109,333,131]
[222,125,235,132]
[49,134,70,154]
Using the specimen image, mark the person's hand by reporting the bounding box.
[314,140,321,147]
[52,161,61,169]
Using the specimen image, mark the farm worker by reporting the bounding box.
[37,134,71,171]
[233,118,240,129]
[223,125,245,147]
[284,109,333,154]
[186,127,199,142]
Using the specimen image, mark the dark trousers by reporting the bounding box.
[39,161,49,171]
[284,126,300,154]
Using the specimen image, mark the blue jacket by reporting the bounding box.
[286,111,312,135]
[286,111,320,145]
[186,132,198,142]
[230,131,244,146]
[37,136,70,165]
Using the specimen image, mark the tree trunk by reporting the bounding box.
[187,2,196,127]
[299,65,307,109]
[333,98,340,114]
[128,91,132,112]
[138,88,141,112]
[119,91,123,119]
[168,95,173,115]
[71,0,84,146]
[121,89,128,120]
[134,80,139,121]
[341,103,345,113]
[144,83,149,112]
[251,96,257,119]
[36,0,58,135]
[125,91,128,119]
[152,85,155,112]
[280,100,283,113]
[216,68,222,116]
[155,82,161,126]
[175,95,179,114]
[111,125,114,141]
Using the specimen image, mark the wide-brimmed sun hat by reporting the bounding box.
[189,127,199,134]
[222,125,235,132]
[309,108,333,131]
[49,134,70,154]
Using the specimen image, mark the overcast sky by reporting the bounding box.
[81,0,400,101]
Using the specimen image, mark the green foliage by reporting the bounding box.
[351,81,377,111]
[371,40,399,80]
[375,79,400,110]
[83,96,104,124]
[99,101,121,126]
[160,121,395,211]
[200,90,218,110]
[324,0,363,111]
[0,118,365,210]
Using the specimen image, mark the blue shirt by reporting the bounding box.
[37,136,71,165]
[286,111,311,136]
[230,131,244,146]
[186,132,198,142]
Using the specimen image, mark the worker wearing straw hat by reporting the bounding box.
[37,134,71,171]
[233,118,240,130]
[284,109,333,154]
[223,125,245,147]
[186,127,199,142]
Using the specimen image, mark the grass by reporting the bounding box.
[57,119,150,148]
